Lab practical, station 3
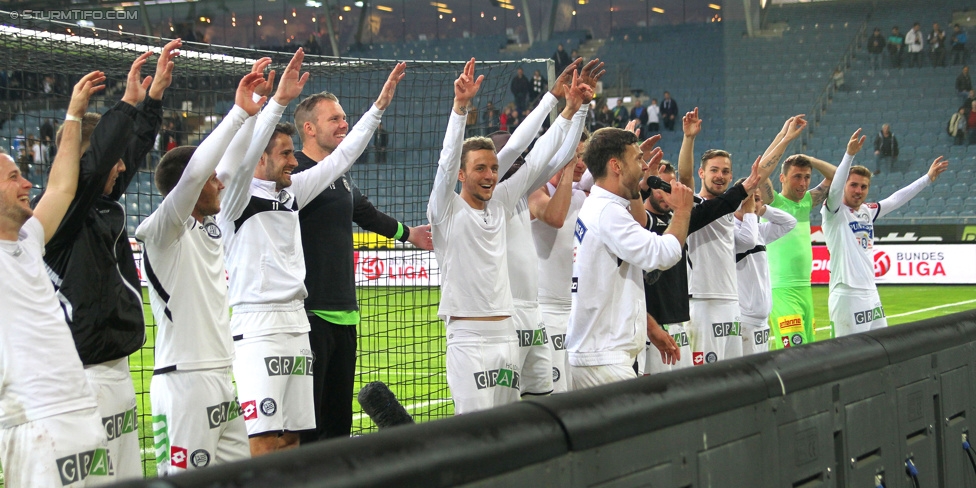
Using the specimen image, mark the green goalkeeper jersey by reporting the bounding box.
[767,192,813,288]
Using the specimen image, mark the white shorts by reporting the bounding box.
[829,285,887,338]
[232,332,315,436]
[0,407,109,488]
[645,322,693,375]
[688,298,741,366]
[445,318,521,415]
[540,301,571,393]
[570,362,636,390]
[513,303,553,396]
[84,357,141,482]
[151,367,250,475]
[740,315,771,356]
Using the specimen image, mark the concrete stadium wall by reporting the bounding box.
[116,310,976,488]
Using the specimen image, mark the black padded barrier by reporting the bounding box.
[115,310,976,488]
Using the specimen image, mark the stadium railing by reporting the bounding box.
[116,309,976,488]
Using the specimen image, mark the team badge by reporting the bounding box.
[203,222,222,239]
[190,449,211,468]
[705,352,718,363]
[791,334,804,346]
[260,398,277,416]
[552,367,561,383]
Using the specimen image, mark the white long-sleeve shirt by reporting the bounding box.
[567,186,682,366]
[687,197,738,300]
[533,183,587,306]
[136,104,249,371]
[219,100,383,337]
[734,207,796,320]
[822,153,930,291]
[428,107,573,320]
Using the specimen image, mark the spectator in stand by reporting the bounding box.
[873,123,898,174]
[888,26,904,68]
[552,44,572,75]
[374,122,389,163]
[16,147,31,178]
[647,98,661,133]
[484,101,499,134]
[465,101,479,136]
[530,70,547,106]
[40,118,55,143]
[510,67,531,114]
[966,90,976,108]
[952,24,968,65]
[596,103,613,130]
[12,128,24,155]
[660,91,678,131]
[930,23,947,67]
[950,107,967,145]
[957,66,972,98]
[968,100,976,145]
[630,98,648,139]
[867,28,885,71]
[905,23,924,68]
[832,68,845,91]
[611,98,629,128]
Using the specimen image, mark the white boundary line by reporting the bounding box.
[886,298,976,319]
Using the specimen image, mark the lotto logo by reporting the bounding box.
[517,328,549,347]
[692,352,704,365]
[264,356,314,376]
[551,334,566,351]
[711,322,740,337]
[672,331,690,347]
[754,329,770,346]
[473,368,521,390]
[207,400,242,429]
[574,218,587,242]
[171,446,188,469]
[853,306,885,325]
[241,400,258,420]
[102,406,137,440]
[56,448,113,485]
[782,336,792,348]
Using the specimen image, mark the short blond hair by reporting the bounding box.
[55,112,101,149]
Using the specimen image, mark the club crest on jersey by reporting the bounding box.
[203,221,222,239]
[190,449,211,468]
[574,218,587,242]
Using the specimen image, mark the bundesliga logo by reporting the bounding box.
[473,368,521,390]
[264,356,314,376]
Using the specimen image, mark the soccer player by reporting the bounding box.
[641,158,763,374]
[291,63,430,442]
[822,130,948,336]
[733,190,796,356]
[567,128,693,389]
[676,108,805,365]
[218,48,398,455]
[428,59,589,413]
[499,59,599,397]
[529,131,589,393]
[758,153,836,348]
[1,71,109,488]
[136,68,269,474]
[38,41,179,480]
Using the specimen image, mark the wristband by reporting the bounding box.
[393,222,411,243]
[65,114,82,123]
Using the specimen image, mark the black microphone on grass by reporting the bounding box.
[358,381,414,429]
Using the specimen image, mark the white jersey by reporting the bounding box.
[0,218,97,428]
[507,196,538,303]
[822,153,930,291]
[734,208,796,320]
[687,196,738,300]
[136,104,250,371]
[428,105,582,319]
[218,101,383,336]
[568,186,683,367]
[532,183,587,305]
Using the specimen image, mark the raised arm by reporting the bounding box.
[825,129,865,213]
[33,72,105,243]
[661,179,695,249]
[676,107,701,188]
[755,115,806,185]
[807,155,838,207]
[734,193,759,252]
[876,156,948,219]
[528,159,576,227]
[148,74,263,246]
[428,58,482,224]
